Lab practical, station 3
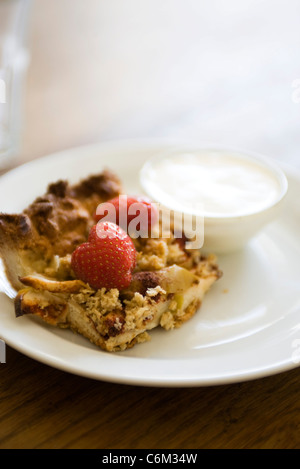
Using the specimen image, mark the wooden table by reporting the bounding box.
[1,346,300,449]
[1,0,300,449]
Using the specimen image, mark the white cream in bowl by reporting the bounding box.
[140,146,288,253]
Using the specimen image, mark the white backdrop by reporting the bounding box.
[25,0,300,168]
[97,0,300,167]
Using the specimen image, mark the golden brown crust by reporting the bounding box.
[0,171,122,290]
[70,170,123,215]
[19,275,86,293]
[24,192,91,257]
[24,170,122,258]
[15,289,69,325]
[0,214,33,247]
[0,214,36,291]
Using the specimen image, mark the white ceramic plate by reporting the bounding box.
[0,140,300,387]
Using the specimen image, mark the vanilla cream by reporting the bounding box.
[141,150,282,218]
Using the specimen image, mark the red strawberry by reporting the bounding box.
[71,222,137,290]
[95,195,159,236]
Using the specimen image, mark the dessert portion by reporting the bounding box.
[0,170,222,352]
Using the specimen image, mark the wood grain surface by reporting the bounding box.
[1,346,300,449]
[0,0,300,449]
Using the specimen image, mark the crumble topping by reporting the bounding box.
[194,254,219,278]
[48,233,221,340]
[123,293,154,331]
[42,232,221,343]
[167,242,188,266]
[146,285,166,297]
[160,311,176,330]
[134,235,189,272]
[72,287,122,315]
[70,283,170,335]
[159,296,184,330]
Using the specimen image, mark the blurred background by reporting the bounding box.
[1,0,300,169]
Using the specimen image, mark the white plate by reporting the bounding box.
[0,140,300,387]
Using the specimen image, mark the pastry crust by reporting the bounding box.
[0,170,122,290]
[0,170,222,352]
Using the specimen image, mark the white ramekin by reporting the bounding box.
[140,145,289,254]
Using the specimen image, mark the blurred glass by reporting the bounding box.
[0,0,31,170]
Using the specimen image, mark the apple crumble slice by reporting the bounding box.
[0,170,222,352]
